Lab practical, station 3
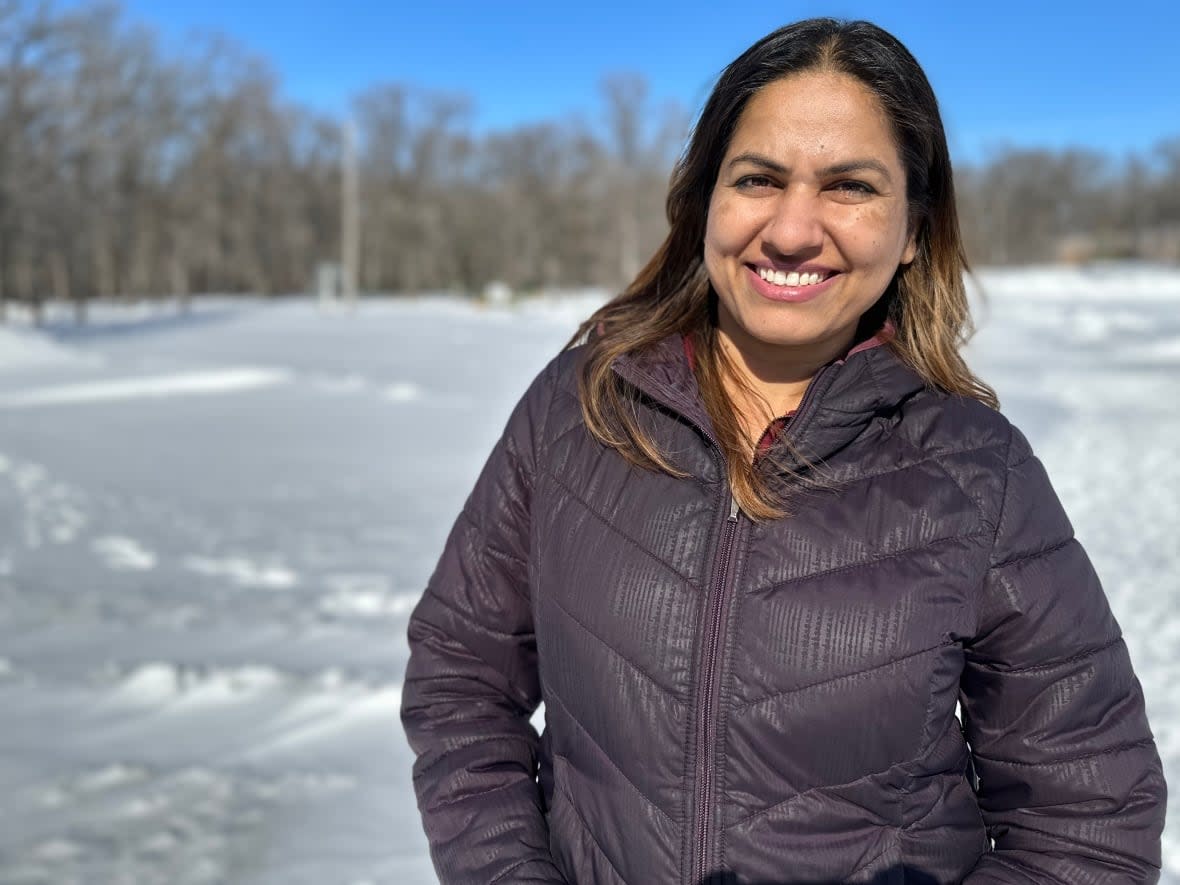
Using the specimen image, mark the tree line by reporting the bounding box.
[2,2,1178,322]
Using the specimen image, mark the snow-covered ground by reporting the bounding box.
[0,266,1177,884]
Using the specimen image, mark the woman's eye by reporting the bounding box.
[831,180,877,197]
[735,174,776,190]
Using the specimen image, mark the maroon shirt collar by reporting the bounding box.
[680,321,897,455]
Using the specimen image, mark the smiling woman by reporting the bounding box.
[401,17,1166,885]
[704,71,918,439]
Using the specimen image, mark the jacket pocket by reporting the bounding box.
[547,762,629,885]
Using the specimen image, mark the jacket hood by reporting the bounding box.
[611,333,929,471]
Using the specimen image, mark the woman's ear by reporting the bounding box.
[901,218,920,266]
[902,231,918,266]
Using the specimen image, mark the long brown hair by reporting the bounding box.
[571,18,997,520]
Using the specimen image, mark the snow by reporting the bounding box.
[91,535,159,571]
[383,381,422,402]
[0,273,1177,883]
[181,554,300,590]
[0,367,291,408]
[0,325,103,372]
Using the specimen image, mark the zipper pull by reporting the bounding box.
[728,494,740,521]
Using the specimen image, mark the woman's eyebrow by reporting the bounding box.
[819,158,892,180]
[727,152,893,182]
[727,152,786,173]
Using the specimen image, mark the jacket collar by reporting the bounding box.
[612,333,927,471]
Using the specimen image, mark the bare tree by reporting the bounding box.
[0,0,1176,324]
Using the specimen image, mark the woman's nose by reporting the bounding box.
[762,188,824,256]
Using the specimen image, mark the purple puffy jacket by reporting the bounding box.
[402,335,1166,884]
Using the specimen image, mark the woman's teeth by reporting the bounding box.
[757,268,827,287]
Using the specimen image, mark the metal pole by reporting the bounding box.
[341,120,359,308]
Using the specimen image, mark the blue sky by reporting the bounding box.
[89,0,1178,163]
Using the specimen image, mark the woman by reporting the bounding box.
[402,18,1166,884]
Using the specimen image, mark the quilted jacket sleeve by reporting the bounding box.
[400,368,566,884]
[960,425,1166,883]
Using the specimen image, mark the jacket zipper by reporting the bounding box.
[688,366,830,883]
[691,492,741,884]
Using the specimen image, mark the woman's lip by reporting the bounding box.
[746,265,840,302]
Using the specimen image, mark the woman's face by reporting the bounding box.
[704,70,917,366]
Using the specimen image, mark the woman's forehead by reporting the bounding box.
[724,72,902,171]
